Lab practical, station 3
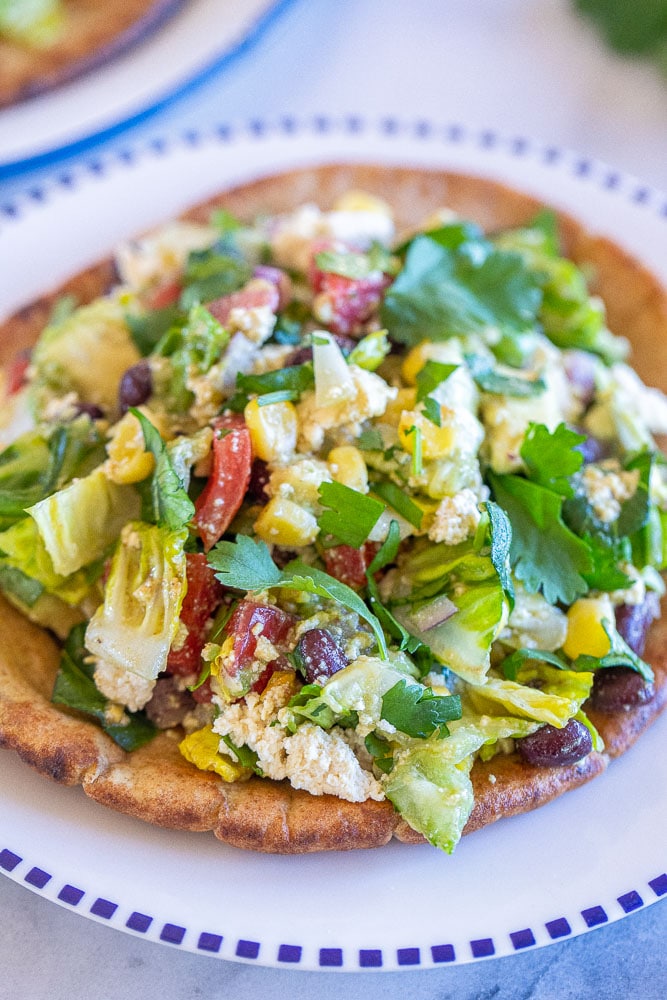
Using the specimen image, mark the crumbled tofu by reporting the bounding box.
[296,367,397,452]
[226,304,276,345]
[93,659,155,712]
[428,488,482,545]
[213,692,384,802]
[269,204,394,273]
[115,222,217,291]
[580,463,639,524]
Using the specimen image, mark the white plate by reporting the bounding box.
[0,0,292,174]
[0,119,666,972]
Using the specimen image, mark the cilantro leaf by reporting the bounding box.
[179,247,250,310]
[282,560,388,657]
[371,480,423,529]
[357,428,385,451]
[381,233,543,347]
[380,679,461,738]
[415,360,458,402]
[489,472,592,605]
[219,735,264,776]
[501,647,571,681]
[317,481,385,548]
[422,396,442,426]
[616,451,652,538]
[132,409,195,531]
[364,731,394,773]
[207,538,388,657]
[126,304,182,356]
[207,534,282,591]
[236,363,314,402]
[364,520,428,657]
[315,242,398,279]
[581,534,632,591]
[521,423,585,497]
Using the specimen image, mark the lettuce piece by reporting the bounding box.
[382,712,540,852]
[85,522,187,681]
[153,304,229,413]
[28,467,141,577]
[394,579,507,685]
[384,748,475,853]
[0,417,105,530]
[282,654,419,734]
[495,218,627,364]
[0,517,98,605]
[29,298,141,417]
[465,663,594,727]
[52,623,156,752]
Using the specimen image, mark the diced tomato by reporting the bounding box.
[167,553,225,677]
[226,600,295,672]
[309,240,392,336]
[323,542,380,590]
[5,349,31,395]
[251,655,291,694]
[145,280,182,310]
[193,417,252,551]
[206,279,279,326]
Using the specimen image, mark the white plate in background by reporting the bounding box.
[0,0,293,174]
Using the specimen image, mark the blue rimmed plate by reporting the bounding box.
[0,119,665,971]
[0,0,295,176]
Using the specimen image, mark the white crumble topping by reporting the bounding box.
[93,660,155,712]
[213,692,383,802]
[580,463,639,524]
[296,367,397,452]
[115,222,217,291]
[428,488,482,545]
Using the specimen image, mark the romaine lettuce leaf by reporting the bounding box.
[84,522,187,681]
[28,467,140,576]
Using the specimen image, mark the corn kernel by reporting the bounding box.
[398,410,455,460]
[328,446,368,493]
[562,597,614,660]
[254,496,319,547]
[332,190,391,215]
[105,411,155,484]
[382,386,417,426]
[244,397,297,463]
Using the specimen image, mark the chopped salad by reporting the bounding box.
[1,190,665,853]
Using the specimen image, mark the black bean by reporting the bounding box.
[589,667,655,714]
[615,592,660,656]
[296,628,348,683]
[516,718,592,767]
[118,361,152,412]
[246,459,270,504]
[74,402,105,420]
[145,676,195,729]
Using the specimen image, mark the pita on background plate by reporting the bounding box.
[0,164,666,853]
[0,0,186,107]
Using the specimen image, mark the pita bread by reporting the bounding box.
[0,164,665,853]
[0,0,184,107]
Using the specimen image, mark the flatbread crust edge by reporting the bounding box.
[0,163,665,854]
[0,0,186,108]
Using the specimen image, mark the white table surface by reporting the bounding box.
[1,1,666,996]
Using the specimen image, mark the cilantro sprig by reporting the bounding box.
[132,409,195,531]
[207,535,388,657]
[317,481,385,548]
[380,679,462,738]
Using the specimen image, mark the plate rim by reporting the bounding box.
[0,0,299,179]
[0,117,666,972]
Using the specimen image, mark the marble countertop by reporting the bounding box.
[1,1,666,996]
